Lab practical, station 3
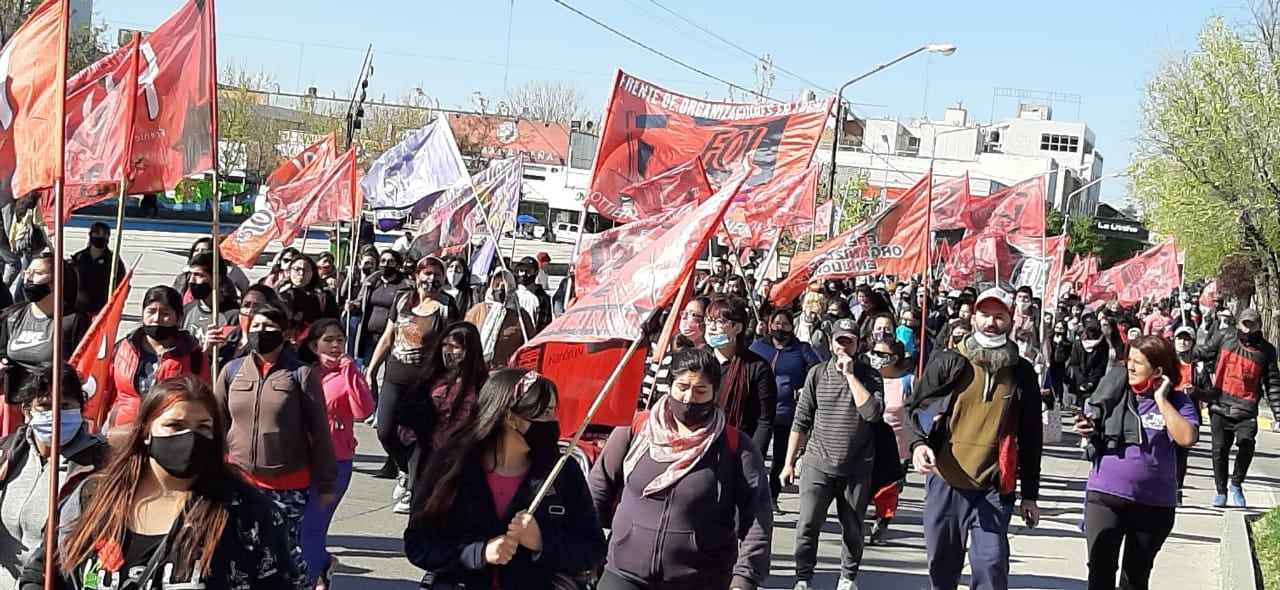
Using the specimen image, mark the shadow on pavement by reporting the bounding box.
[327,534,405,559]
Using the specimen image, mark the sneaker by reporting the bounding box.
[869,517,889,545]
[1230,485,1247,508]
[1212,493,1227,508]
[392,474,408,501]
[372,460,398,480]
[792,582,810,590]
[836,578,858,590]
[314,557,337,590]
[393,497,412,514]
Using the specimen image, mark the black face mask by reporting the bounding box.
[516,271,536,286]
[1242,330,1264,347]
[247,330,285,354]
[188,282,213,301]
[381,266,399,280]
[521,419,560,452]
[143,324,178,341]
[148,430,218,479]
[668,397,716,428]
[419,278,442,293]
[492,289,507,303]
[361,266,376,277]
[442,351,463,367]
[951,335,966,345]
[770,329,792,344]
[89,236,108,249]
[21,282,51,303]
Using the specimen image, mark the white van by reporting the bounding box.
[554,222,582,244]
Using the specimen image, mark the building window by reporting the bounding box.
[1040,133,1080,153]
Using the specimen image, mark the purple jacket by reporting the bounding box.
[588,424,773,590]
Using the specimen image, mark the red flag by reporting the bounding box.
[577,204,697,296]
[116,0,216,193]
[1062,254,1099,296]
[591,158,711,222]
[1,0,69,199]
[794,200,833,236]
[40,35,143,226]
[75,269,132,429]
[587,70,830,218]
[1087,239,1180,307]
[964,177,1046,237]
[1199,280,1217,309]
[269,147,360,246]
[221,133,337,266]
[515,168,746,434]
[772,173,932,304]
[723,166,819,250]
[942,231,1017,290]
[930,173,971,231]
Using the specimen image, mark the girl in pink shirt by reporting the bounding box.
[301,318,374,589]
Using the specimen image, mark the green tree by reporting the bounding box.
[1130,9,1280,334]
[217,67,287,180]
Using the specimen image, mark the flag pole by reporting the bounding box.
[343,45,373,347]
[208,0,222,374]
[108,34,143,304]
[921,170,933,376]
[641,272,695,408]
[46,0,72,585]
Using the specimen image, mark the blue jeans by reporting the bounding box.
[922,474,1014,590]
[300,460,354,582]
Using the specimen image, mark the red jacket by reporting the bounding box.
[101,330,211,428]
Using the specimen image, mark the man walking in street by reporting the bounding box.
[70,221,126,316]
[1195,308,1280,507]
[906,288,1043,590]
[780,318,884,590]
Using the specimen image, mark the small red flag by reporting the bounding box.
[75,269,133,430]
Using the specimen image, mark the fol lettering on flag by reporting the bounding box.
[516,166,747,434]
[771,173,932,305]
[221,132,337,267]
[76,270,133,429]
[587,70,830,221]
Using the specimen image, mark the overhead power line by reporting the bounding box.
[551,0,781,103]
[642,0,836,96]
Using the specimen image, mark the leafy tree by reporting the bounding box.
[217,67,287,180]
[1130,8,1280,335]
[1046,207,1142,266]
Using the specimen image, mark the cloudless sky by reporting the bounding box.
[96,0,1238,204]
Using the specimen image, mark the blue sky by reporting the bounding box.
[96,0,1234,204]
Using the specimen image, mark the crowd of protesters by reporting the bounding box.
[0,221,1275,590]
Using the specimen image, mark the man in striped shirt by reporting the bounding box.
[779,318,885,590]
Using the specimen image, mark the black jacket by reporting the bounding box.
[403,449,606,590]
[1069,340,1110,396]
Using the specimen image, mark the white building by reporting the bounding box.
[817,103,1105,219]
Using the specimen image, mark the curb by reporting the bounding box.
[1221,510,1261,590]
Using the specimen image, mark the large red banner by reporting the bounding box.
[576,204,696,296]
[604,158,711,223]
[0,0,68,200]
[516,168,745,434]
[772,173,932,304]
[964,177,1046,237]
[1087,238,1180,307]
[221,133,337,267]
[587,70,830,220]
[930,173,972,231]
[1061,254,1099,297]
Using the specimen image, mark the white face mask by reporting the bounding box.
[971,330,1008,349]
[446,271,464,286]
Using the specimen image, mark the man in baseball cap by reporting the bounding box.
[906,284,1043,589]
[780,315,884,590]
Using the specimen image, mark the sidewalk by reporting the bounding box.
[760,424,1280,589]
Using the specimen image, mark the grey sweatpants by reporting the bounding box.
[793,465,872,582]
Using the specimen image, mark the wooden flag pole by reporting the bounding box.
[108,34,142,304]
[108,182,126,295]
[208,0,222,374]
[46,1,72,586]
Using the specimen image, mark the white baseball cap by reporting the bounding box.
[975,287,1014,314]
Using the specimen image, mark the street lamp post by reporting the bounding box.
[1060,172,1124,234]
[820,43,956,247]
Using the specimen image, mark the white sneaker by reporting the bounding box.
[393,497,412,514]
[392,474,408,501]
[836,577,858,590]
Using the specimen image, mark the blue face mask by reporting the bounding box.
[28,408,83,446]
[705,332,732,349]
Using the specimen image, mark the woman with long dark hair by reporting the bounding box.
[280,254,339,319]
[703,296,777,453]
[392,321,488,514]
[588,347,772,590]
[299,318,375,588]
[19,375,305,589]
[404,369,606,589]
[367,256,450,489]
[1075,336,1198,590]
[357,249,409,362]
[260,246,302,289]
[93,286,210,431]
[442,254,478,314]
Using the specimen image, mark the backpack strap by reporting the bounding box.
[223,356,246,390]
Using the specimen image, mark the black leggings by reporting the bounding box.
[768,423,790,500]
[1084,491,1176,590]
[1210,413,1258,493]
[376,378,413,473]
[596,570,646,590]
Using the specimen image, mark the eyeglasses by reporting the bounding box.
[280,258,295,265]
[706,318,737,328]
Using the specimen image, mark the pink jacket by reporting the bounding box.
[319,356,375,461]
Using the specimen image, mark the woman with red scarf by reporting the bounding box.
[702,296,777,452]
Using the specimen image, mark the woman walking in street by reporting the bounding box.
[300,318,375,588]
[404,369,606,589]
[588,347,772,590]
[1074,335,1198,590]
[703,296,777,452]
[19,375,305,589]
